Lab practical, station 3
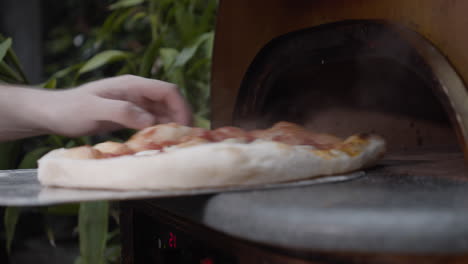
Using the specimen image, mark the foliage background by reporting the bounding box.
[0,0,217,263]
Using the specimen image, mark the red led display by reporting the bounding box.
[168,232,177,248]
[200,258,214,264]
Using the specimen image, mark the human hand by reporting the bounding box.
[37,75,192,137]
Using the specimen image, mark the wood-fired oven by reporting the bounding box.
[121,1,468,263]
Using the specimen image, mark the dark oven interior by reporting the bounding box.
[233,20,461,154]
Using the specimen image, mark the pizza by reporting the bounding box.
[37,121,386,190]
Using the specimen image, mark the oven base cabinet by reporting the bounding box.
[121,201,317,264]
[120,194,468,264]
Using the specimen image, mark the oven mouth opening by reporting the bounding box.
[234,20,461,152]
[254,56,453,151]
[233,19,467,179]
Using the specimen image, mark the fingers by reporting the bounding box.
[119,76,193,125]
[162,84,193,126]
[93,98,156,129]
[84,75,194,126]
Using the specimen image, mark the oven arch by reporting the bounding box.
[233,20,467,153]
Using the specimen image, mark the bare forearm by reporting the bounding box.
[0,75,191,142]
[0,85,50,141]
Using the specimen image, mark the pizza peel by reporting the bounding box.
[0,169,363,206]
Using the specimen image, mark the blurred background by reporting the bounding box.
[0,0,217,263]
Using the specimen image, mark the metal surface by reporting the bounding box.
[0,169,362,206]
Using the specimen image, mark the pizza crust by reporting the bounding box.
[37,134,385,190]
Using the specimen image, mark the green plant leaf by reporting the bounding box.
[6,51,28,83]
[159,48,179,72]
[203,30,215,59]
[169,69,186,97]
[52,63,83,80]
[98,8,133,42]
[76,136,92,146]
[174,2,196,44]
[0,61,24,82]
[65,140,77,148]
[47,135,64,147]
[116,8,137,29]
[41,78,57,89]
[44,223,56,248]
[116,64,132,76]
[109,0,145,10]
[126,11,147,30]
[148,0,159,41]
[139,40,160,77]
[4,207,19,254]
[79,201,109,264]
[0,75,17,83]
[99,9,120,39]
[194,114,210,129]
[78,50,129,75]
[198,0,218,35]
[149,13,159,42]
[18,147,54,169]
[0,34,28,83]
[174,32,213,68]
[186,57,210,76]
[0,38,12,62]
